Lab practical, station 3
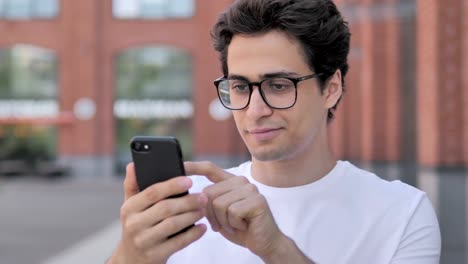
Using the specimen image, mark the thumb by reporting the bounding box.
[124,163,139,200]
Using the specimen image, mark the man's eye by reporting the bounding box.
[271,84,287,90]
[269,82,292,90]
[231,83,249,92]
[263,78,294,91]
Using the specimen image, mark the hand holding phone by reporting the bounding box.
[107,136,206,264]
[130,136,195,235]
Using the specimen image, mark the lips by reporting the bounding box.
[247,127,283,141]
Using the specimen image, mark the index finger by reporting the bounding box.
[184,161,234,183]
[126,176,193,213]
[124,163,139,201]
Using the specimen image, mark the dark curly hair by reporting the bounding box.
[211,0,350,121]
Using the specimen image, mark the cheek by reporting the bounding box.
[296,88,327,115]
[290,96,326,131]
[232,112,244,132]
[232,111,241,123]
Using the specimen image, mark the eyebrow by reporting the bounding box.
[227,71,299,81]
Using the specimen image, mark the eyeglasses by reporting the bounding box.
[214,73,322,110]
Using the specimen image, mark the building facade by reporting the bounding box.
[0,0,466,178]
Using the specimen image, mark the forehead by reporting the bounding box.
[226,30,310,78]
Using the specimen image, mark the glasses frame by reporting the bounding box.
[214,73,322,110]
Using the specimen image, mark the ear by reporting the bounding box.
[323,70,343,109]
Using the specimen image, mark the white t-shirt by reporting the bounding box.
[169,161,441,264]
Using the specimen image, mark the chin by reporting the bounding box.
[249,145,293,162]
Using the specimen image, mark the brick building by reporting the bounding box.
[331,0,467,175]
[0,0,466,177]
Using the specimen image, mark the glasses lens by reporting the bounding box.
[217,79,250,109]
[261,78,296,108]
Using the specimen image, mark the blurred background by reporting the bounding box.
[0,0,465,263]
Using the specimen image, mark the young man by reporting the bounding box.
[109,0,441,263]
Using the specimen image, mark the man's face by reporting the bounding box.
[226,30,334,162]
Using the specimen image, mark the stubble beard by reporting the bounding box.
[247,139,297,162]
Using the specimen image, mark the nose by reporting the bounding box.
[246,87,273,118]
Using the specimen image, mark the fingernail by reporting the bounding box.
[198,223,207,233]
[180,178,192,188]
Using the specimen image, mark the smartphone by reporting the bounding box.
[130,136,193,237]
[130,136,186,195]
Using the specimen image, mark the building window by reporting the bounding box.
[114,46,193,173]
[0,45,57,99]
[0,0,58,19]
[0,45,58,174]
[113,0,194,19]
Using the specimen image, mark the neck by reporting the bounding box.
[250,126,336,188]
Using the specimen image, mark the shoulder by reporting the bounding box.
[340,161,440,236]
[339,161,426,203]
[340,161,440,255]
[337,161,437,229]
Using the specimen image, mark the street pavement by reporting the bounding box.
[0,175,124,264]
